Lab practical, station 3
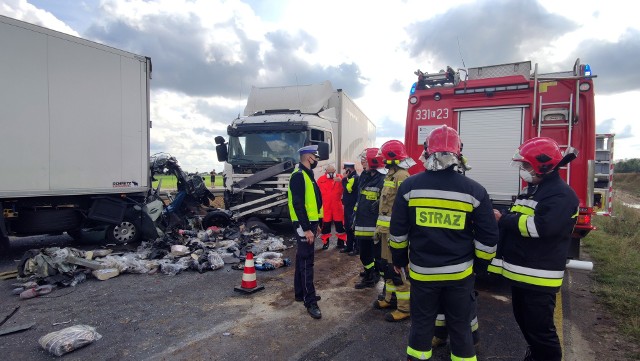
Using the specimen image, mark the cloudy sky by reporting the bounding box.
[2,0,638,172]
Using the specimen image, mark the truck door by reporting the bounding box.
[458,107,524,205]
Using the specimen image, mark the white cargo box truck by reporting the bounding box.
[215,81,376,223]
[0,15,153,251]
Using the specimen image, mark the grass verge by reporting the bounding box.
[583,199,640,344]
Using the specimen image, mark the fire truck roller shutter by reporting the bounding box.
[458,107,524,203]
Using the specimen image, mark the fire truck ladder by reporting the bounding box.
[532,60,584,186]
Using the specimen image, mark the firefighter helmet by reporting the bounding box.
[379,140,409,164]
[425,125,462,156]
[512,137,563,175]
[360,148,384,169]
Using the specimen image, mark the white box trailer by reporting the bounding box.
[0,15,153,250]
[215,81,375,222]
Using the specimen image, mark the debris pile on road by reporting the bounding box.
[39,324,102,356]
[9,224,293,297]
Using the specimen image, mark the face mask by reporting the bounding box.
[310,159,318,170]
[327,172,334,178]
[519,168,534,183]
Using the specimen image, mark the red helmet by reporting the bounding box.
[512,137,563,174]
[379,140,408,164]
[360,148,383,169]
[426,125,462,155]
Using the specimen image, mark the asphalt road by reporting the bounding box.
[0,230,594,361]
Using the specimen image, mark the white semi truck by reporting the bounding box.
[0,15,154,251]
[215,81,376,224]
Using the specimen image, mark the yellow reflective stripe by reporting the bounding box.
[410,265,473,282]
[501,268,563,287]
[386,284,397,293]
[475,248,495,260]
[364,262,375,270]
[384,180,396,188]
[435,319,446,327]
[362,190,379,200]
[518,215,530,237]
[389,239,408,249]
[376,219,390,227]
[487,264,502,274]
[355,230,375,237]
[451,353,477,361]
[409,198,473,212]
[397,180,404,186]
[407,345,432,360]
[572,208,579,218]
[416,207,466,230]
[395,290,410,300]
[511,204,535,215]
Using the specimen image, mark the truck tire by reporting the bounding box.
[202,211,231,228]
[106,220,140,244]
[245,217,272,233]
[13,209,82,234]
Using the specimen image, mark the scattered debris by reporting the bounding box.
[92,268,120,281]
[52,320,72,326]
[39,325,102,356]
[0,306,20,328]
[0,269,18,280]
[0,322,35,336]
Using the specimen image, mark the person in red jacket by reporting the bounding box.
[317,164,347,250]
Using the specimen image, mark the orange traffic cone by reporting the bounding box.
[234,251,265,294]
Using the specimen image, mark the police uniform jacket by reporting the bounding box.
[488,171,578,293]
[376,166,410,235]
[289,163,323,232]
[389,167,499,283]
[342,171,359,216]
[353,170,385,239]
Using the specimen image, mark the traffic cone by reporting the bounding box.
[234,251,265,294]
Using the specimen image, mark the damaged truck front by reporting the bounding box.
[215,81,375,224]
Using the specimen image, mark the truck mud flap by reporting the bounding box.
[88,198,126,224]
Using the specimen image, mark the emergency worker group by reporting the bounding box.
[287,125,578,361]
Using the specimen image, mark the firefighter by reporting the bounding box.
[390,125,498,361]
[288,145,323,319]
[373,140,415,322]
[353,148,386,289]
[340,162,359,255]
[317,164,347,250]
[488,137,579,361]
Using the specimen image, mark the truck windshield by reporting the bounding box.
[228,132,307,164]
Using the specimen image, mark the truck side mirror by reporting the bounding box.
[317,142,329,161]
[214,136,226,145]
[216,143,228,162]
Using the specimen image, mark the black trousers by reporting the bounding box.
[343,210,356,251]
[408,275,476,359]
[357,237,380,270]
[512,286,562,361]
[293,223,318,307]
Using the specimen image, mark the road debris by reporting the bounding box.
[39,325,102,356]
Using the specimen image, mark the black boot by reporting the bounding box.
[355,269,377,289]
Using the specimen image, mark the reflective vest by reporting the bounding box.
[288,168,322,222]
[376,166,410,234]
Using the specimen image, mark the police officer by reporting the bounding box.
[288,145,323,319]
[353,148,385,289]
[374,140,415,322]
[390,125,498,361]
[317,164,347,250]
[489,137,578,361]
[340,162,359,255]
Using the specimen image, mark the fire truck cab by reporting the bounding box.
[404,59,596,259]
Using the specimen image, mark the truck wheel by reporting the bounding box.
[106,220,140,244]
[202,211,231,228]
[245,217,271,233]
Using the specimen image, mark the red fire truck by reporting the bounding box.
[404,59,596,258]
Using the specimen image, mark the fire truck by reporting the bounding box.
[404,59,596,259]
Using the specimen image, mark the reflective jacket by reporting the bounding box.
[354,170,385,239]
[376,166,410,235]
[488,171,578,293]
[288,164,323,232]
[342,171,359,218]
[389,167,498,283]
